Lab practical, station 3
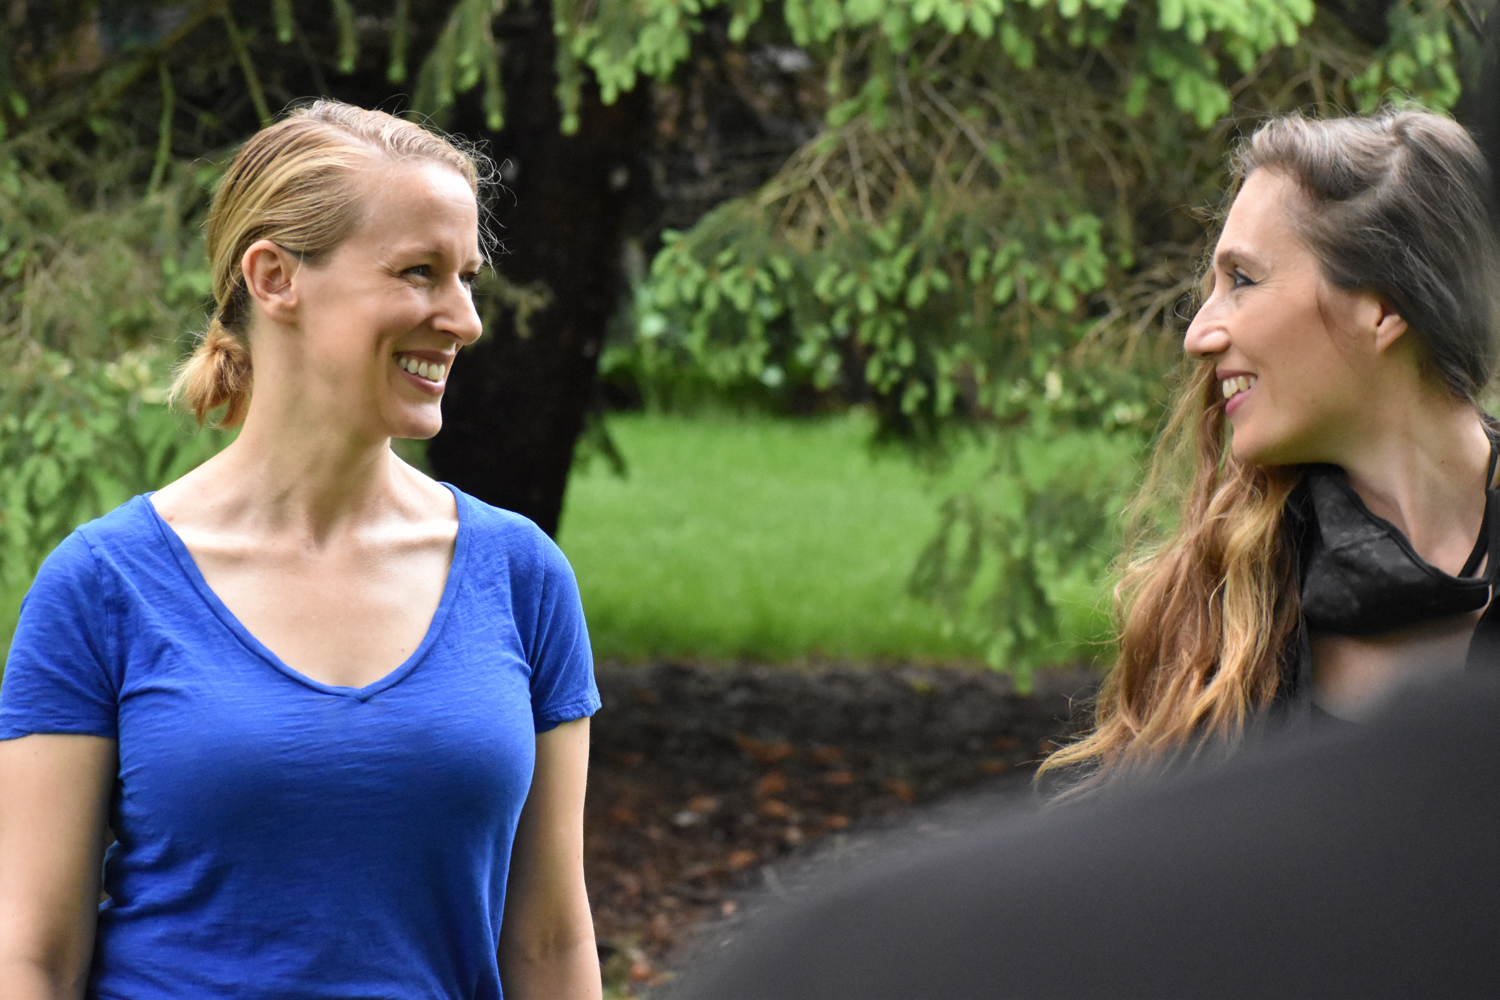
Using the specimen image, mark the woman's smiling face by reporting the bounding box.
[285,159,484,442]
[1183,168,1387,467]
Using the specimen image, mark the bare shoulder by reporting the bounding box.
[147,450,229,530]
[386,454,459,540]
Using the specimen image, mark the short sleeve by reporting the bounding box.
[0,530,120,739]
[526,532,600,733]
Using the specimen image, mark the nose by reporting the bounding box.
[439,276,483,347]
[1183,298,1229,359]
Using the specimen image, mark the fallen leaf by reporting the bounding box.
[758,798,793,820]
[756,772,788,797]
[734,733,795,765]
[810,744,846,765]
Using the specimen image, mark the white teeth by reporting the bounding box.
[397,356,446,382]
[1221,375,1257,400]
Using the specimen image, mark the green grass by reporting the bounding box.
[558,410,991,663]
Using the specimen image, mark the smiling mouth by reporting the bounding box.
[396,354,447,383]
[1221,375,1257,400]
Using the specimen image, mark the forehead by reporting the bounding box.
[349,159,482,260]
[1216,169,1306,258]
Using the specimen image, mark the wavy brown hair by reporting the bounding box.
[1040,108,1500,792]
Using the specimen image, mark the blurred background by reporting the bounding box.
[1,0,1495,989]
[1,0,1492,681]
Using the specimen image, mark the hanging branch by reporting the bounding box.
[331,0,359,75]
[273,0,295,44]
[219,3,272,125]
[388,0,411,83]
[147,61,174,195]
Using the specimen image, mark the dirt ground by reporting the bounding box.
[584,661,1099,992]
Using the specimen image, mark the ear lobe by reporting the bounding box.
[1369,294,1409,354]
[241,240,301,326]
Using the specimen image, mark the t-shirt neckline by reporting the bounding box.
[140,483,471,702]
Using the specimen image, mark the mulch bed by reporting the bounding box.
[583,661,1099,989]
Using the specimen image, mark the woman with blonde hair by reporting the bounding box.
[1043,107,1500,790]
[0,100,602,998]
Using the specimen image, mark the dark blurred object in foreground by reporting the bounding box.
[677,672,1500,1000]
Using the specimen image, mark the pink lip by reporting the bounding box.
[398,365,445,396]
[1215,369,1256,417]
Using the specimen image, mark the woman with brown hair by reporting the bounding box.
[0,101,601,999]
[1042,107,1500,791]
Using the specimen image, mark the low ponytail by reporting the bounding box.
[170,314,253,428]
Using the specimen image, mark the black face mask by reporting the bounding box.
[1298,439,1500,638]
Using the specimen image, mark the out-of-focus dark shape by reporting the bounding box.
[677,671,1500,1000]
[1481,6,1500,223]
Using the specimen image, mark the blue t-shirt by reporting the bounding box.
[0,487,601,1000]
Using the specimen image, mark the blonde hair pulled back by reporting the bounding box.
[171,100,484,427]
[1041,107,1500,794]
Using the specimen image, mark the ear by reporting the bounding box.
[1365,292,1409,355]
[241,239,301,326]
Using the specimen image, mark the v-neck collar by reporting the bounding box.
[142,484,469,702]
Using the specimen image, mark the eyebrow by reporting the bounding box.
[1213,245,1266,272]
[398,245,485,271]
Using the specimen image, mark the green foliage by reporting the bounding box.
[0,130,226,591]
[614,0,1476,442]
[0,347,226,592]
[582,0,1486,672]
[0,0,1489,677]
[1352,0,1469,109]
[909,411,1144,689]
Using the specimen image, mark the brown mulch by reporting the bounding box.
[583,661,1098,988]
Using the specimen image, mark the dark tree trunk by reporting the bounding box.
[426,2,651,537]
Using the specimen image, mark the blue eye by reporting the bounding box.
[1231,269,1255,289]
[404,264,431,279]
[460,271,480,288]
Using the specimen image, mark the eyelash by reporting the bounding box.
[1230,268,1255,289]
[404,265,480,288]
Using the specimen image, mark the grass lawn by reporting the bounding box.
[558,410,991,663]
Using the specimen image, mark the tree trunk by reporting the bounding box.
[426,2,649,537]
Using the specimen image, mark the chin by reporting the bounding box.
[1229,431,1318,469]
[384,407,444,442]
[397,423,442,442]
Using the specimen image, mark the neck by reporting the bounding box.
[1336,389,1490,573]
[192,395,411,546]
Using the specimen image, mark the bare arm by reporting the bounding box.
[0,734,115,1000]
[498,718,601,1000]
